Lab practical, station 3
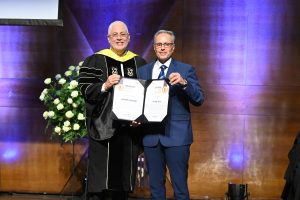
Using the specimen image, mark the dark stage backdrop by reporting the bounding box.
[0,0,300,199]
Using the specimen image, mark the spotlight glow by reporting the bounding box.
[2,148,18,162]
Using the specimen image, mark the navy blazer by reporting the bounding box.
[138,59,205,147]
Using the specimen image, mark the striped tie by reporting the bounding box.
[158,65,167,79]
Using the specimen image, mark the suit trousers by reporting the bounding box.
[144,142,191,200]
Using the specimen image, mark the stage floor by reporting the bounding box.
[0,193,282,200]
[0,193,150,200]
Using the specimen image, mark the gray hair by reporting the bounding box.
[107,21,129,35]
[154,30,176,43]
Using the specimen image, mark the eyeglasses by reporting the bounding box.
[154,43,174,48]
[108,32,129,39]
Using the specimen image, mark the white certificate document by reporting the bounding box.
[112,78,145,121]
[143,80,169,122]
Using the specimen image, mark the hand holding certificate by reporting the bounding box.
[112,77,169,123]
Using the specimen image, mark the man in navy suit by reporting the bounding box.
[138,30,205,200]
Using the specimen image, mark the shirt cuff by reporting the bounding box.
[101,83,107,92]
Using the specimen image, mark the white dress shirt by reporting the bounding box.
[152,58,172,79]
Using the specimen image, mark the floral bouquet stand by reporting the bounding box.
[39,61,87,143]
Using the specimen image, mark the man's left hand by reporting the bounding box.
[169,72,187,86]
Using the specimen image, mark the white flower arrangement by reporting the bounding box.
[39,61,87,143]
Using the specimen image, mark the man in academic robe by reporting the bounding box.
[78,21,146,200]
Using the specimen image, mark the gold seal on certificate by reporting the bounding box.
[112,77,169,122]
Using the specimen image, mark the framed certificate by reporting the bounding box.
[112,77,169,123]
[143,79,169,122]
[112,78,145,121]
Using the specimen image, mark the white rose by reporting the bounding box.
[54,126,61,134]
[39,93,45,101]
[72,103,78,108]
[48,111,55,118]
[68,65,75,71]
[57,103,64,110]
[53,98,60,105]
[73,124,80,130]
[65,70,72,77]
[70,80,78,88]
[58,78,66,85]
[42,89,48,94]
[44,78,51,84]
[65,111,74,118]
[64,121,71,126]
[71,91,79,98]
[42,111,49,119]
[62,126,71,132]
[55,74,62,80]
[77,113,85,120]
[67,98,73,104]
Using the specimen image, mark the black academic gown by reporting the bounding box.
[78,49,146,193]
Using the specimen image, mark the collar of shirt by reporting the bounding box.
[152,58,172,79]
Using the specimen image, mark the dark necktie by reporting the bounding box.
[158,65,167,79]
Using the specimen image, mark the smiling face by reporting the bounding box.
[153,32,175,63]
[107,21,130,56]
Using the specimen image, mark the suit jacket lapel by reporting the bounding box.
[147,61,155,79]
[166,59,177,78]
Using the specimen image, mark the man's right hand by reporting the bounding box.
[104,74,121,90]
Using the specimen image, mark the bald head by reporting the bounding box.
[107,21,131,56]
[108,21,129,35]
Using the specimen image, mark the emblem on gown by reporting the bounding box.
[112,67,118,75]
[127,68,134,77]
